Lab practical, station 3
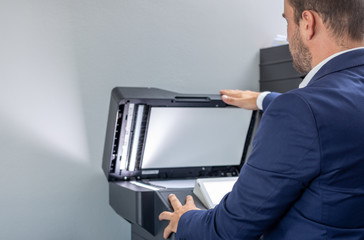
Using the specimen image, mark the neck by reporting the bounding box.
[310,37,364,68]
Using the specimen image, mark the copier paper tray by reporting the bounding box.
[102,87,257,181]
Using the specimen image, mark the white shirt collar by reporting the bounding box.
[299,47,364,88]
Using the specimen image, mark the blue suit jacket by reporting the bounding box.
[176,49,364,239]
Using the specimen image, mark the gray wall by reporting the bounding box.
[0,0,285,239]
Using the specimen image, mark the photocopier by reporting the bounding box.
[102,87,258,240]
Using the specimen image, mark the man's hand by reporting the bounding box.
[159,194,200,239]
[220,89,260,110]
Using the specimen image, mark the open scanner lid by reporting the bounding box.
[102,87,257,181]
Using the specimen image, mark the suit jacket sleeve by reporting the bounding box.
[263,92,281,111]
[175,93,321,240]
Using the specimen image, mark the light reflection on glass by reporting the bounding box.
[142,107,251,169]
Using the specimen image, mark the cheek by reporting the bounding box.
[286,28,292,43]
[286,24,295,43]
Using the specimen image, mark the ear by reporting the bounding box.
[300,10,316,40]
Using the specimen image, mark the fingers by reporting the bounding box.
[185,195,200,210]
[159,211,176,239]
[185,195,195,206]
[222,95,238,105]
[159,211,173,221]
[220,89,260,110]
[159,194,199,239]
[159,210,175,239]
[169,194,182,210]
[186,195,194,203]
[163,224,173,239]
[220,89,242,98]
[220,89,243,107]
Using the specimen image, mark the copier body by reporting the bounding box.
[102,87,257,239]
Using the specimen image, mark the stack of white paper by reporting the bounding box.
[193,177,238,209]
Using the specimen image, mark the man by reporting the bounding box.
[159,0,364,239]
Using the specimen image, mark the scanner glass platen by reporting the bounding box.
[142,107,250,169]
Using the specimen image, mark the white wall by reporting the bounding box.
[0,0,285,239]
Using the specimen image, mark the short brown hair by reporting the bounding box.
[288,0,364,42]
